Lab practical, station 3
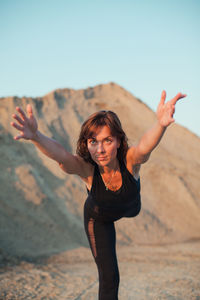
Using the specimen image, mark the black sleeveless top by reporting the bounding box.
[85,159,141,219]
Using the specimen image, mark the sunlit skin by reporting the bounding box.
[10,90,187,189]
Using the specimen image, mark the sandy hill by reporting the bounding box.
[0,82,200,262]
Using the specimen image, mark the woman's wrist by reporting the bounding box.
[31,130,40,142]
[156,119,168,131]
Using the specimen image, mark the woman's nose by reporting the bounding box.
[97,142,105,153]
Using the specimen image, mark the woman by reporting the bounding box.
[11,90,186,299]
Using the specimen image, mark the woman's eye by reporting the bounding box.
[105,139,112,143]
[90,140,96,145]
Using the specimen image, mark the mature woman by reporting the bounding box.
[11,90,186,300]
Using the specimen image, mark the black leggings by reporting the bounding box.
[84,201,121,300]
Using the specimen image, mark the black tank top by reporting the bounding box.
[85,159,141,219]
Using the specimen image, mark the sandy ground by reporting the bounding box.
[0,241,200,300]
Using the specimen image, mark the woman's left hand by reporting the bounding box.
[156,90,187,128]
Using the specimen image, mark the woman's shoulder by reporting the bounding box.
[74,155,95,189]
[81,167,95,191]
[124,147,141,180]
[75,155,94,177]
[125,146,137,164]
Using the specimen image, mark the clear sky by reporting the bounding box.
[1,0,199,136]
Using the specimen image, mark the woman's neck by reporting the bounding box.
[99,158,119,174]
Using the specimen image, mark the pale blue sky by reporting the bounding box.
[1,0,199,136]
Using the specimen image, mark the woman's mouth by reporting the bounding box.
[97,156,107,161]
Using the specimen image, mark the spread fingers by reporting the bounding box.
[10,121,24,131]
[171,93,187,105]
[16,107,27,121]
[12,113,25,125]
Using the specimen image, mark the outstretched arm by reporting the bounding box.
[129,90,187,164]
[11,105,88,176]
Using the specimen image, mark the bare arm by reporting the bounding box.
[129,90,187,165]
[11,105,89,176]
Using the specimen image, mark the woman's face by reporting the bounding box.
[87,125,120,167]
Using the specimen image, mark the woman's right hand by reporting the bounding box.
[11,104,38,140]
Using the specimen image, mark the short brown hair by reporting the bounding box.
[76,110,128,164]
